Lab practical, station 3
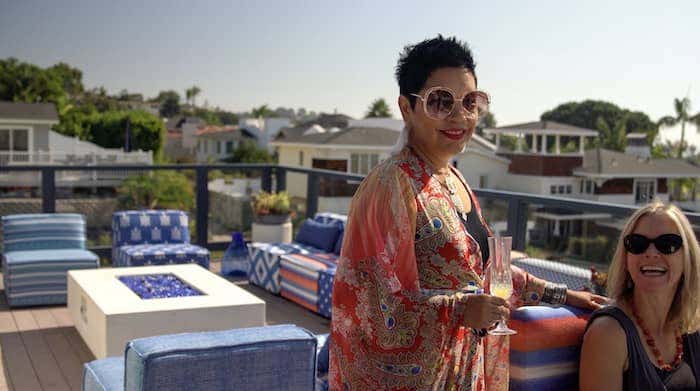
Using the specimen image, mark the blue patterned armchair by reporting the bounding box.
[111,210,210,268]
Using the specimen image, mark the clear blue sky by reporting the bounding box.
[1,0,699,144]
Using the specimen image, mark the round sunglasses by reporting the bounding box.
[623,233,683,255]
[410,86,490,121]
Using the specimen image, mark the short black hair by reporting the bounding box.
[395,35,477,108]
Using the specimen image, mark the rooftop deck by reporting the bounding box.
[0,260,330,391]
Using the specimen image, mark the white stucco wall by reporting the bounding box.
[319,197,352,215]
[277,145,390,199]
[455,152,508,189]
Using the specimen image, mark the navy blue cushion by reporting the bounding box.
[295,219,341,253]
[333,232,344,255]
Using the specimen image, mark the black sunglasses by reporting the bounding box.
[624,233,683,255]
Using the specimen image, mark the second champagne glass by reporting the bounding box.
[487,236,517,336]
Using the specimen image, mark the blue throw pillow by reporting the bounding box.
[333,231,344,255]
[295,219,341,253]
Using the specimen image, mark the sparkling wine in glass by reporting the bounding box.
[488,236,517,336]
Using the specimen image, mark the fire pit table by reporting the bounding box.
[68,264,265,359]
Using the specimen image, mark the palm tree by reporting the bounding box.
[658,97,700,158]
[365,98,392,118]
[251,104,274,118]
[595,116,627,151]
[189,86,201,107]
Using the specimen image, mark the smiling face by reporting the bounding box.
[398,67,478,164]
[626,212,685,293]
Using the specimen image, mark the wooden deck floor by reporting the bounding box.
[0,261,331,391]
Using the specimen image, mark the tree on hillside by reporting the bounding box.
[658,97,700,158]
[47,62,84,98]
[155,90,181,118]
[365,98,392,118]
[541,100,658,144]
[0,58,70,111]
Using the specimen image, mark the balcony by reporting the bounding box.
[1,162,700,390]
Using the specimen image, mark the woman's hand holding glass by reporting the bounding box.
[455,292,510,330]
[488,236,518,335]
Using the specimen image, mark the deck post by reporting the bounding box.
[196,167,209,247]
[42,168,56,213]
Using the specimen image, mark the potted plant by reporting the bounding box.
[251,191,293,224]
[251,191,294,243]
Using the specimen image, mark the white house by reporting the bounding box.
[270,119,509,214]
[0,101,152,188]
[195,125,258,162]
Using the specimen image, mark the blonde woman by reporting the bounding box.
[580,201,700,390]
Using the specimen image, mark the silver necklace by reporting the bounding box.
[436,172,468,222]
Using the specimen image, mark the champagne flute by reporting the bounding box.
[488,236,517,336]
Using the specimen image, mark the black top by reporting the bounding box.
[458,191,490,264]
[587,306,700,391]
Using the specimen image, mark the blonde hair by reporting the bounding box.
[607,200,700,333]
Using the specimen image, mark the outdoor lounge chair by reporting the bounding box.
[82,324,326,391]
[111,210,210,268]
[1,213,99,307]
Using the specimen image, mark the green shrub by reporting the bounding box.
[117,171,194,211]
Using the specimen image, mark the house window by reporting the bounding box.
[479,175,488,188]
[585,180,594,194]
[635,179,655,204]
[565,185,572,194]
[299,151,304,166]
[550,185,557,194]
[349,153,380,175]
[226,141,234,153]
[0,129,29,152]
[558,185,565,194]
[216,141,221,154]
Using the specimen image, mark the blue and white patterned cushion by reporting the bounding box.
[247,242,330,294]
[318,269,335,319]
[115,243,209,268]
[111,210,193,266]
[513,257,592,291]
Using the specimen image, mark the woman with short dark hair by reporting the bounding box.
[330,35,605,390]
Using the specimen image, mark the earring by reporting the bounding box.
[626,275,634,290]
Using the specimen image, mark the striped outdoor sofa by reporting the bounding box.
[1,213,99,307]
[509,305,592,390]
[111,210,210,268]
[247,212,346,300]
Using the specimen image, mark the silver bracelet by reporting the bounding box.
[543,283,568,306]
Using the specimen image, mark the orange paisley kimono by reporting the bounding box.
[329,147,547,390]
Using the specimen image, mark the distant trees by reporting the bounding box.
[541,100,658,151]
[88,110,165,158]
[365,98,392,118]
[251,104,275,118]
[223,139,275,164]
[658,97,700,158]
[154,90,181,118]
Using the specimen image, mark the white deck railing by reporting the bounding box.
[0,150,153,166]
